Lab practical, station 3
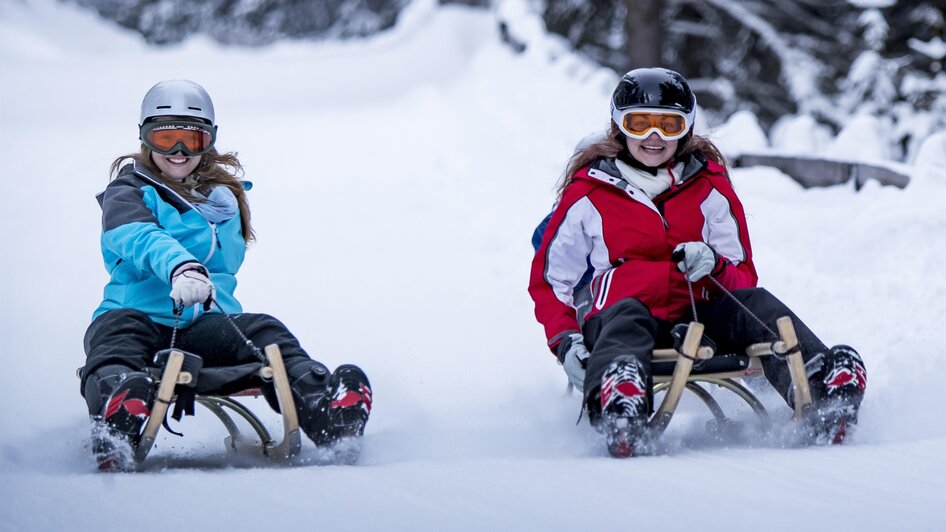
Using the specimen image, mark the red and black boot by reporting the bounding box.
[795,345,867,445]
[91,372,155,471]
[815,345,867,444]
[299,365,372,460]
[598,356,649,458]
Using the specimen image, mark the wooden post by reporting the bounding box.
[135,350,184,462]
[650,322,704,434]
[777,317,812,419]
[263,344,301,460]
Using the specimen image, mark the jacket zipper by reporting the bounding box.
[133,167,218,264]
[205,223,218,263]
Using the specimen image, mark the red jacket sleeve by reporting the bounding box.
[529,185,597,352]
[698,170,758,293]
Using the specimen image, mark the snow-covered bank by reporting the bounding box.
[1,1,944,530]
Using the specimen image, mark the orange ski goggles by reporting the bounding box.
[140,120,216,156]
[612,108,690,140]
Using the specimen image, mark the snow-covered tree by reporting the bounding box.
[67,0,945,162]
[69,0,412,45]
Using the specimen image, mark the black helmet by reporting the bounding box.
[611,68,696,140]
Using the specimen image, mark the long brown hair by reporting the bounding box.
[557,122,728,197]
[110,146,255,243]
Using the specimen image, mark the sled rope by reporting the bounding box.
[212,300,267,363]
[169,309,183,349]
[707,276,780,341]
[686,281,699,322]
[683,274,780,342]
[169,300,266,363]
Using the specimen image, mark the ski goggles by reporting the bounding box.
[612,108,691,140]
[140,120,216,156]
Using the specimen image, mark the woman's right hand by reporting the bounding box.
[170,262,216,311]
[557,332,590,392]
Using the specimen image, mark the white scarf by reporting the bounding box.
[614,159,685,200]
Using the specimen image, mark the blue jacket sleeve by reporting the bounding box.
[99,181,199,283]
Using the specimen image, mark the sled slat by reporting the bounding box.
[650,322,703,434]
[653,345,713,361]
[263,344,301,460]
[135,350,184,462]
[778,317,812,418]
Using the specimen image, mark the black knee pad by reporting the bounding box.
[289,360,331,395]
[259,359,331,413]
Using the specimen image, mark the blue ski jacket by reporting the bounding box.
[92,161,246,327]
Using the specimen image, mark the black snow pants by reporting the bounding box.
[581,287,829,416]
[80,309,330,418]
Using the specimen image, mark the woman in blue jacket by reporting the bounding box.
[82,79,372,469]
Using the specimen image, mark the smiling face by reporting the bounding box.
[151,151,201,180]
[625,132,678,168]
[624,132,679,168]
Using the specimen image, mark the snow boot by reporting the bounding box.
[598,356,649,458]
[790,345,866,445]
[299,365,372,449]
[92,372,154,471]
[813,345,866,444]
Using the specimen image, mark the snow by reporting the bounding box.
[913,131,946,186]
[708,109,768,157]
[2,0,946,530]
[909,36,946,60]
[770,114,835,155]
[847,0,896,8]
[825,113,895,162]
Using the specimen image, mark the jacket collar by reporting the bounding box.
[586,152,708,187]
[578,152,711,221]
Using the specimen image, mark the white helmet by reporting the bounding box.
[139,79,215,126]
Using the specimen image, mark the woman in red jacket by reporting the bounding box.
[529,68,866,456]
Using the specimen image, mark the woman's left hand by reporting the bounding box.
[672,242,719,282]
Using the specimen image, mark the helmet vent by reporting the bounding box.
[140,80,215,126]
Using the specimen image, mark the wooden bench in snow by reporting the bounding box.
[734,153,909,189]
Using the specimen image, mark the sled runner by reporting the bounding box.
[644,316,811,439]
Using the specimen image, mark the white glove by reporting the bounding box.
[170,262,215,311]
[556,333,590,392]
[673,242,719,282]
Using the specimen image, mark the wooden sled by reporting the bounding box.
[135,343,301,464]
[646,316,812,439]
[79,343,301,466]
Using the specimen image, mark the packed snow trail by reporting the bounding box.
[1,1,945,530]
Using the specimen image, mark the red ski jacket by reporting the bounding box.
[529,154,758,351]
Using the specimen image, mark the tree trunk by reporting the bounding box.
[624,0,663,70]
